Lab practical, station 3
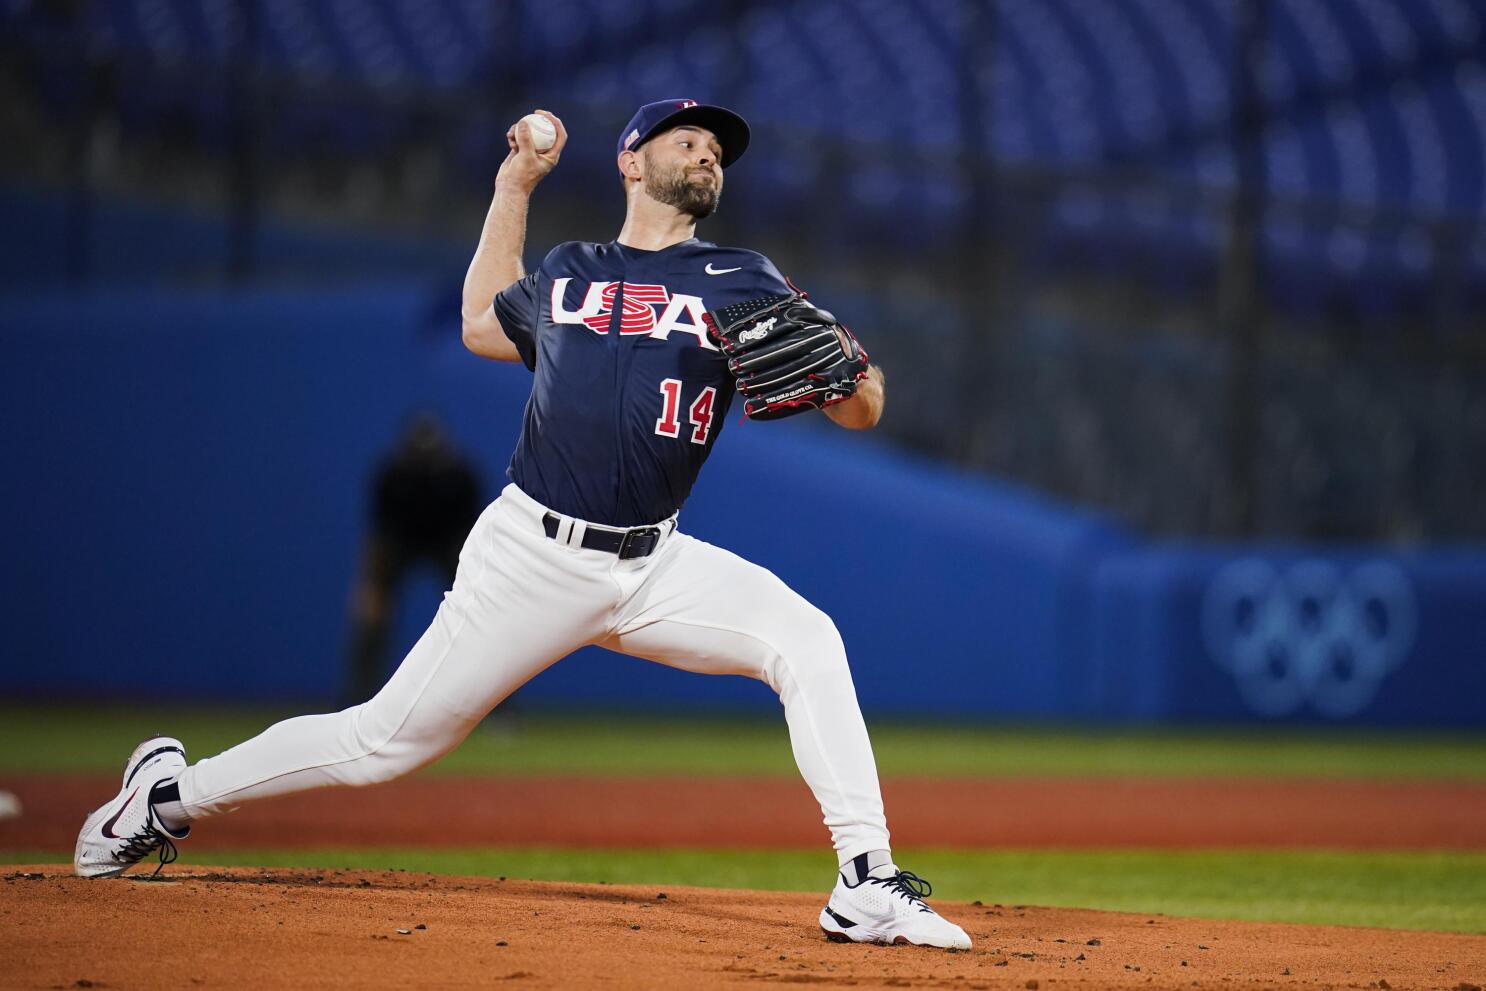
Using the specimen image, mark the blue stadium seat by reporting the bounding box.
[7,0,1483,310]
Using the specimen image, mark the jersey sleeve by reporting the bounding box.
[492,272,541,371]
[751,253,794,296]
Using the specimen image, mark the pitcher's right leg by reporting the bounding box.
[602,531,971,949]
[604,532,890,863]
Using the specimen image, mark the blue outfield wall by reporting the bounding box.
[2,287,1482,726]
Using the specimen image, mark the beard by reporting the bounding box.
[643,157,721,219]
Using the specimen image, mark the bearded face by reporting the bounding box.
[641,144,722,219]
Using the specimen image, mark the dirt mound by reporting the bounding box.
[4,866,1483,990]
[6,775,1485,851]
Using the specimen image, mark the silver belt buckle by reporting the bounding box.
[617,526,662,559]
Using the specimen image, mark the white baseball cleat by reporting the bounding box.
[74,736,190,878]
[819,866,972,950]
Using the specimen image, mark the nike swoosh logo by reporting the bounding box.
[705,264,741,275]
[101,787,140,839]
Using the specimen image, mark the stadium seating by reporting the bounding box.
[4,0,1483,539]
[8,0,1481,212]
[6,0,1481,316]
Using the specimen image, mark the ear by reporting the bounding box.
[618,149,643,182]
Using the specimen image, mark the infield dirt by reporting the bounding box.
[4,866,1484,990]
[5,775,1483,989]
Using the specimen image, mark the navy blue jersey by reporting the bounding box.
[492,238,792,526]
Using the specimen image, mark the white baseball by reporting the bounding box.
[521,113,557,152]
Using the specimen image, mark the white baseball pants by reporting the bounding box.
[176,483,891,863]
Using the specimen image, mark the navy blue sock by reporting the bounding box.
[149,779,189,832]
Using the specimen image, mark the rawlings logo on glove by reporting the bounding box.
[705,291,870,421]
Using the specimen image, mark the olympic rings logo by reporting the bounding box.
[1200,559,1417,718]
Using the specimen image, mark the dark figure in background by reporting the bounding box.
[346,412,483,702]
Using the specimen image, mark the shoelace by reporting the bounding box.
[867,870,934,912]
[115,821,179,878]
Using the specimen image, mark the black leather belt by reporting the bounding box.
[542,513,664,560]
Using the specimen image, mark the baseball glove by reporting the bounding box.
[706,291,870,421]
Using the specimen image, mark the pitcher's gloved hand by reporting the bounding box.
[706,292,870,421]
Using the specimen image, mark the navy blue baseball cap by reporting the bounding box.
[617,99,751,168]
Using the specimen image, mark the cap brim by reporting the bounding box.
[635,105,751,168]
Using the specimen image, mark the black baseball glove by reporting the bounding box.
[705,291,870,421]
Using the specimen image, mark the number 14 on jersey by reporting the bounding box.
[655,379,716,445]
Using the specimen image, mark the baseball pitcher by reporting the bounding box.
[74,99,971,950]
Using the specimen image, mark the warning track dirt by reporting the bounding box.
[4,774,1484,850]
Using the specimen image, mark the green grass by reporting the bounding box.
[13,707,1480,934]
[4,704,1486,779]
[7,847,1483,934]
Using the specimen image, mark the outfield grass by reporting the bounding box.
[5,704,1486,779]
[6,847,1482,934]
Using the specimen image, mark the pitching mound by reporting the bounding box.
[5,867,1483,990]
